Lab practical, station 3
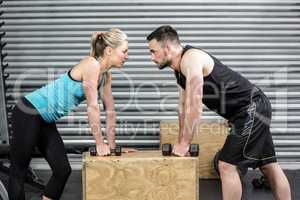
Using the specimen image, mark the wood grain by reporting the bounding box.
[83,151,199,200]
[160,120,229,179]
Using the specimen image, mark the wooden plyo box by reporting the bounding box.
[82,151,199,200]
[160,120,229,179]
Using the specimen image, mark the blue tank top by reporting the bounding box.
[25,71,108,123]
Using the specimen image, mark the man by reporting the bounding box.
[146,25,291,200]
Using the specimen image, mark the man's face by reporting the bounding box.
[148,39,171,70]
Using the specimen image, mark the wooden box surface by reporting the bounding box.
[83,150,199,200]
[160,120,229,179]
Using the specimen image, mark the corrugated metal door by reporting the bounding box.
[1,0,300,162]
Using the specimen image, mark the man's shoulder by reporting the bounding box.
[181,48,211,71]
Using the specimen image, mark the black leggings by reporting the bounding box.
[8,97,71,200]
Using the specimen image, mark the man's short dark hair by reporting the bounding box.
[147,25,180,44]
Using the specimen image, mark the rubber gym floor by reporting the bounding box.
[1,169,298,200]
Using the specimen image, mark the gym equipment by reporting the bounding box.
[252,175,271,190]
[161,143,199,157]
[89,145,122,156]
[160,120,229,179]
[0,180,8,200]
[0,12,10,200]
[83,150,199,200]
[189,144,200,157]
[0,145,45,200]
[161,143,172,156]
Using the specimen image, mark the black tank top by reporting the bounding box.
[175,45,255,120]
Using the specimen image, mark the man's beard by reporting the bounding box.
[158,59,171,70]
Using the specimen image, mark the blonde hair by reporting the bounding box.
[90,28,127,58]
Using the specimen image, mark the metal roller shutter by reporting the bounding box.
[1,0,300,164]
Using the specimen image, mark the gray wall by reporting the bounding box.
[1,0,300,162]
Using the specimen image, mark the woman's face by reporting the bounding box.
[110,40,129,68]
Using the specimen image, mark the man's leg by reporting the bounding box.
[260,162,291,200]
[218,160,242,200]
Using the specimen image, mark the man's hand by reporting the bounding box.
[172,142,190,157]
[96,143,111,156]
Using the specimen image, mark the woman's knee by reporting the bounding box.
[64,163,72,178]
[52,161,72,181]
[9,163,30,180]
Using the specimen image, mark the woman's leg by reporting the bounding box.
[37,122,71,200]
[8,99,41,200]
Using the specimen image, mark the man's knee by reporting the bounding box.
[218,160,239,177]
[259,162,282,178]
[260,163,290,188]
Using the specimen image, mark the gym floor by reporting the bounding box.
[1,169,298,200]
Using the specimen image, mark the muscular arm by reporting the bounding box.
[102,73,117,149]
[82,57,104,146]
[178,87,186,143]
[180,52,204,145]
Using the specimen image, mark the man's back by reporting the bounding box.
[175,45,255,120]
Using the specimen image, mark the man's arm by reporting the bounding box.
[180,63,203,145]
[102,73,117,149]
[178,87,186,143]
[172,50,205,156]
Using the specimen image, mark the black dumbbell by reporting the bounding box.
[161,143,199,157]
[162,143,172,156]
[111,146,122,156]
[89,146,97,156]
[252,176,271,190]
[89,145,122,156]
[189,144,200,157]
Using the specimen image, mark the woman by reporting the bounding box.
[9,28,129,200]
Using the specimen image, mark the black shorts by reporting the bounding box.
[219,88,277,172]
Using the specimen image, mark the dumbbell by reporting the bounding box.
[161,143,199,157]
[89,145,122,156]
[252,176,271,190]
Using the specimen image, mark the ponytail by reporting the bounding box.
[90,28,127,59]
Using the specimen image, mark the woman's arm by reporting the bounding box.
[102,73,117,149]
[82,57,110,156]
